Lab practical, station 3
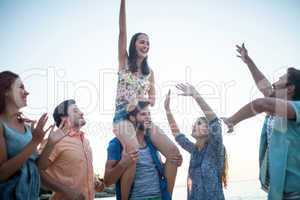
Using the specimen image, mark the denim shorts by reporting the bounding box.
[113,104,129,124]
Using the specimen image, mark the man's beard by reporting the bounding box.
[136,122,145,131]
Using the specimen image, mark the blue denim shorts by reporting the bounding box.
[113,104,129,124]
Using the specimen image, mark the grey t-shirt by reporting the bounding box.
[130,145,161,200]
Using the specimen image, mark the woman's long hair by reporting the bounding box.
[128,32,150,76]
[0,71,19,114]
[222,147,229,188]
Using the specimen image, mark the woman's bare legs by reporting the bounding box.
[113,120,139,200]
[150,124,181,194]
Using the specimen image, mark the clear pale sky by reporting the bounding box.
[1,0,300,195]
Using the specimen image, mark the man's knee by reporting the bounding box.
[114,120,135,135]
[125,142,139,153]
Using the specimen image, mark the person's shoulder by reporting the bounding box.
[209,117,219,124]
[108,137,122,148]
[208,117,221,128]
[144,135,156,149]
[287,100,300,123]
[175,133,185,139]
[289,100,300,109]
[109,137,121,144]
[287,100,300,116]
[107,137,122,160]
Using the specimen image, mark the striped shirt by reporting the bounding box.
[130,145,161,200]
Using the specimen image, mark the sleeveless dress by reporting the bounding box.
[0,122,40,200]
[113,66,151,123]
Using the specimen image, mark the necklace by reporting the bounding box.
[16,112,24,123]
[139,142,147,149]
[1,112,24,124]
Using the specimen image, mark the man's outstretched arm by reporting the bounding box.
[224,98,296,132]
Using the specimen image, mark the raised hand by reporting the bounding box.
[31,113,52,145]
[221,117,234,133]
[176,83,198,97]
[164,90,171,112]
[177,83,217,122]
[236,43,250,63]
[47,119,69,147]
[118,0,128,70]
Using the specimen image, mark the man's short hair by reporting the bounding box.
[127,101,150,117]
[53,99,76,127]
[287,67,300,100]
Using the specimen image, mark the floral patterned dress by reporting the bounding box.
[113,66,151,123]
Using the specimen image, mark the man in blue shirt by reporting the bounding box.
[104,101,182,200]
[224,44,300,200]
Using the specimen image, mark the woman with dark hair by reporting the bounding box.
[112,0,181,199]
[0,71,64,199]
